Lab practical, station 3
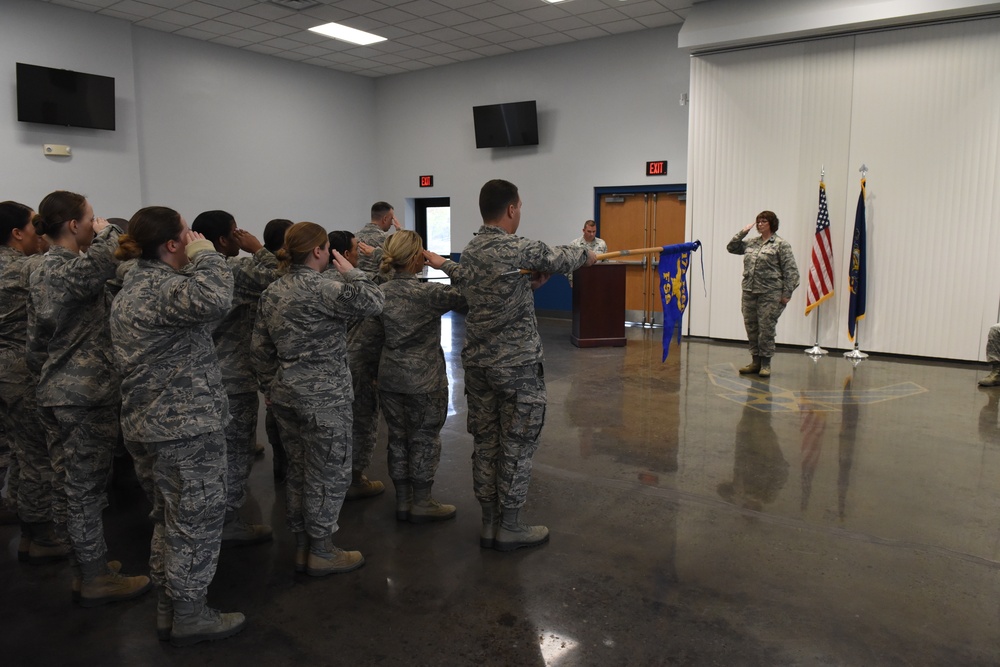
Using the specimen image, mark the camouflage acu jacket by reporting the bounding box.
[110,252,234,442]
[377,272,467,395]
[26,226,121,407]
[726,231,800,298]
[356,222,387,274]
[252,265,384,410]
[214,249,280,395]
[0,247,44,386]
[445,224,588,368]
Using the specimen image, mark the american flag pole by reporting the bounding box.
[806,167,829,356]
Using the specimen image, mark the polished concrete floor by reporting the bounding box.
[3,314,1000,666]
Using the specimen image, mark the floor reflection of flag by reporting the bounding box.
[799,409,826,512]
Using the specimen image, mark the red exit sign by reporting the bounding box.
[646,161,667,176]
[419,175,434,187]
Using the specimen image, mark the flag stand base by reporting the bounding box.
[843,348,869,360]
[804,345,828,356]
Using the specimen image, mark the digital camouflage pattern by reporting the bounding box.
[355,222,387,274]
[131,431,227,602]
[377,272,465,486]
[110,253,234,442]
[39,404,118,565]
[347,314,384,474]
[740,292,787,358]
[253,264,382,539]
[111,250,232,603]
[252,265,384,411]
[569,235,608,255]
[445,224,584,508]
[727,230,799,358]
[270,403,352,539]
[0,249,53,524]
[464,364,546,508]
[223,392,259,513]
[215,249,280,395]
[26,225,121,408]
[380,390,448,485]
[444,225,588,368]
[726,230,800,298]
[987,324,1000,363]
[377,272,466,395]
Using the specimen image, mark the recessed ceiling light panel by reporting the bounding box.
[309,22,387,46]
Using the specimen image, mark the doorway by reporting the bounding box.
[414,197,451,257]
[595,186,686,326]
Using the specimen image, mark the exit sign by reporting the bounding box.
[646,161,667,176]
[419,175,434,187]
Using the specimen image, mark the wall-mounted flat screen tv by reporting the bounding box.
[16,62,116,131]
[473,100,538,148]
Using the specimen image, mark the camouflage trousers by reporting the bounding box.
[224,392,259,514]
[741,291,787,358]
[350,360,380,474]
[126,432,226,602]
[39,404,118,565]
[271,403,352,539]
[0,381,57,524]
[464,364,547,510]
[987,324,1000,363]
[380,389,448,486]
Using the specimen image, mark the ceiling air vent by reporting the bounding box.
[268,0,321,10]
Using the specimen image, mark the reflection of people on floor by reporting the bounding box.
[838,375,859,521]
[717,394,789,511]
[799,409,826,512]
[979,391,1000,444]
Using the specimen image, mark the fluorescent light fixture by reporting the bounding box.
[309,22,386,46]
[543,0,570,3]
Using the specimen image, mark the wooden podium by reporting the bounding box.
[571,263,626,348]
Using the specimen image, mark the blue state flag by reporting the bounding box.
[658,240,702,361]
[848,178,867,341]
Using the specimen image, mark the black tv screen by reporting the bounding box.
[16,62,115,131]
[473,100,538,148]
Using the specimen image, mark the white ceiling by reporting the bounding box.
[39,0,694,77]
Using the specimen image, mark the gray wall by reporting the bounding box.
[374,26,690,247]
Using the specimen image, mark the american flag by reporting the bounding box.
[805,181,835,314]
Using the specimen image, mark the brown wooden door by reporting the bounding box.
[598,192,686,325]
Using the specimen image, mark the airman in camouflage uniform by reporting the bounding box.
[252,222,384,577]
[978,325,1000,386]
[377,230,467,523]
[27,191,150,605]
[726,211,800,377]
[346,203,399,499]
[567,220,608,286]
[192,210,279,546]
[110,206,244,646]
[0,201,64,563]
[443,180,595,552]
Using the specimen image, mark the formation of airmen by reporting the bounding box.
[0,179,597,647]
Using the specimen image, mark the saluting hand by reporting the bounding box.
[741,222,755,234]
[234,229,263,253]
[358,241,375,256]
[92,217,110,234]
[422,249,447,269]
[330,248,354,274]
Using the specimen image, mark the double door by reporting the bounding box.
[598,191,686,325]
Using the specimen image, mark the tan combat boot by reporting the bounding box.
[758,357,772,377]
[293,532,308,573]
[739,356,761,374]
[170,599,246,647]
[26,521,71,565]
[408,483,456,524]
[494,508,549,552]
[305,536,364,577]
[979,363,1000,387]
[78,561,152,608]
[345,472,385,500]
